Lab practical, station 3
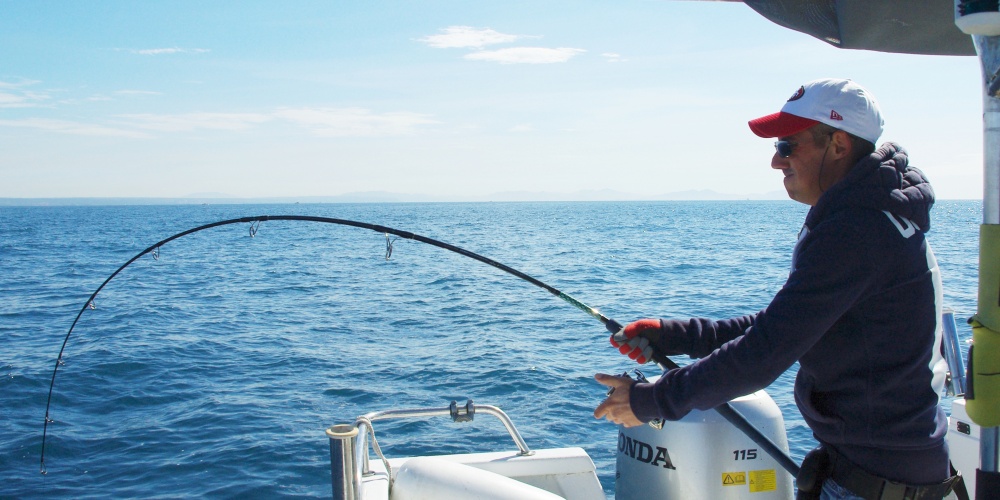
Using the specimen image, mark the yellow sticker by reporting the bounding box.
[722,472,746,486]
[749,469,777,493]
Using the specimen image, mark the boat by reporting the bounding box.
[34,1,1000,499]
[319,311,977,499]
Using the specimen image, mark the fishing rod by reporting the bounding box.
[40,214,798,477]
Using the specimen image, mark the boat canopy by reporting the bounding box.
[732,0,977,55]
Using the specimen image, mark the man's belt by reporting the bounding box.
[826,446,963,500]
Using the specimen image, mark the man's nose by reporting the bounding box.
[771,153,787,169]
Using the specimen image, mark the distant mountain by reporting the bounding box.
[0,189,789,206]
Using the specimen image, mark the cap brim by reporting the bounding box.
[748,112,821,138]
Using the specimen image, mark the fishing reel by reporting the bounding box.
[613,368,663,430]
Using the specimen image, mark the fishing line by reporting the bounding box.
[385,234,397,260]
[39,214,798,477]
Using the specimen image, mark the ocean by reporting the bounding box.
[0,200,982,498]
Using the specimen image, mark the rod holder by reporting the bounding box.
[943,308,967,396]
[327,424,360,500]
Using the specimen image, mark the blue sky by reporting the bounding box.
[0,1,985,200]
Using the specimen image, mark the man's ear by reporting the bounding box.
[829,130,852,160]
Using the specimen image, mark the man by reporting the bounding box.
[594,79,960,498]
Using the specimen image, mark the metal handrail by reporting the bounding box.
[356,402,532,461]
[330,401,533,500]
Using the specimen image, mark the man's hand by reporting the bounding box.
[593,373,644,427]
[610,318,662,364]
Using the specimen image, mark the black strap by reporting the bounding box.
[827,447,962,500]
[949,462,969,500]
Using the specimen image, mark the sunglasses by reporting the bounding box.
[774,140,796,158]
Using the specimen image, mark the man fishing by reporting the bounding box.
[594,78,963,499]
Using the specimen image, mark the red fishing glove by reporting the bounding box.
[609,318,662,364]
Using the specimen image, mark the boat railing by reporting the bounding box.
[327,400,533,500]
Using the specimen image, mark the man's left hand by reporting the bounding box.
[593,373,644,427]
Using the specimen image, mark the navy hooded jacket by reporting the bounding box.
[630,143,949,483]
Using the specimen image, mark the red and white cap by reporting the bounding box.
[748,78,884,144]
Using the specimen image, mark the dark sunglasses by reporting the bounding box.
[774,140,796,158]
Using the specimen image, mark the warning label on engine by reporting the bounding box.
[749,469,777,492]
[721,472,746,486]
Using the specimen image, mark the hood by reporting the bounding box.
[806,142,935,231]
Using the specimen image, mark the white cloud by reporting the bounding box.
[0,90,50,108]
[464,47,585,64]
[418,26,586,65]
[1,106,436,139]
[128,47,210,55]
[118,112,271,132]
[115,90,163,96]
[0,118,149,138]
[0,79,41,89]
[602,52,625,62]
[0,92,28,107]
[273,107,438,137]
[418,26,530,49]
[0,80,51,107]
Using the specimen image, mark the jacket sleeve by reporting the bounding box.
[658,316,758,358]
[631,219,876,422]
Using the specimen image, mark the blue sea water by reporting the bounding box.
[0,200,982,498]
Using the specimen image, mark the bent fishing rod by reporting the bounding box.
[40,214,798,477]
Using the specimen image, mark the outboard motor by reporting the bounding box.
[615,380,794,500]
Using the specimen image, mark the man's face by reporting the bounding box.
[771,127,831,206]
